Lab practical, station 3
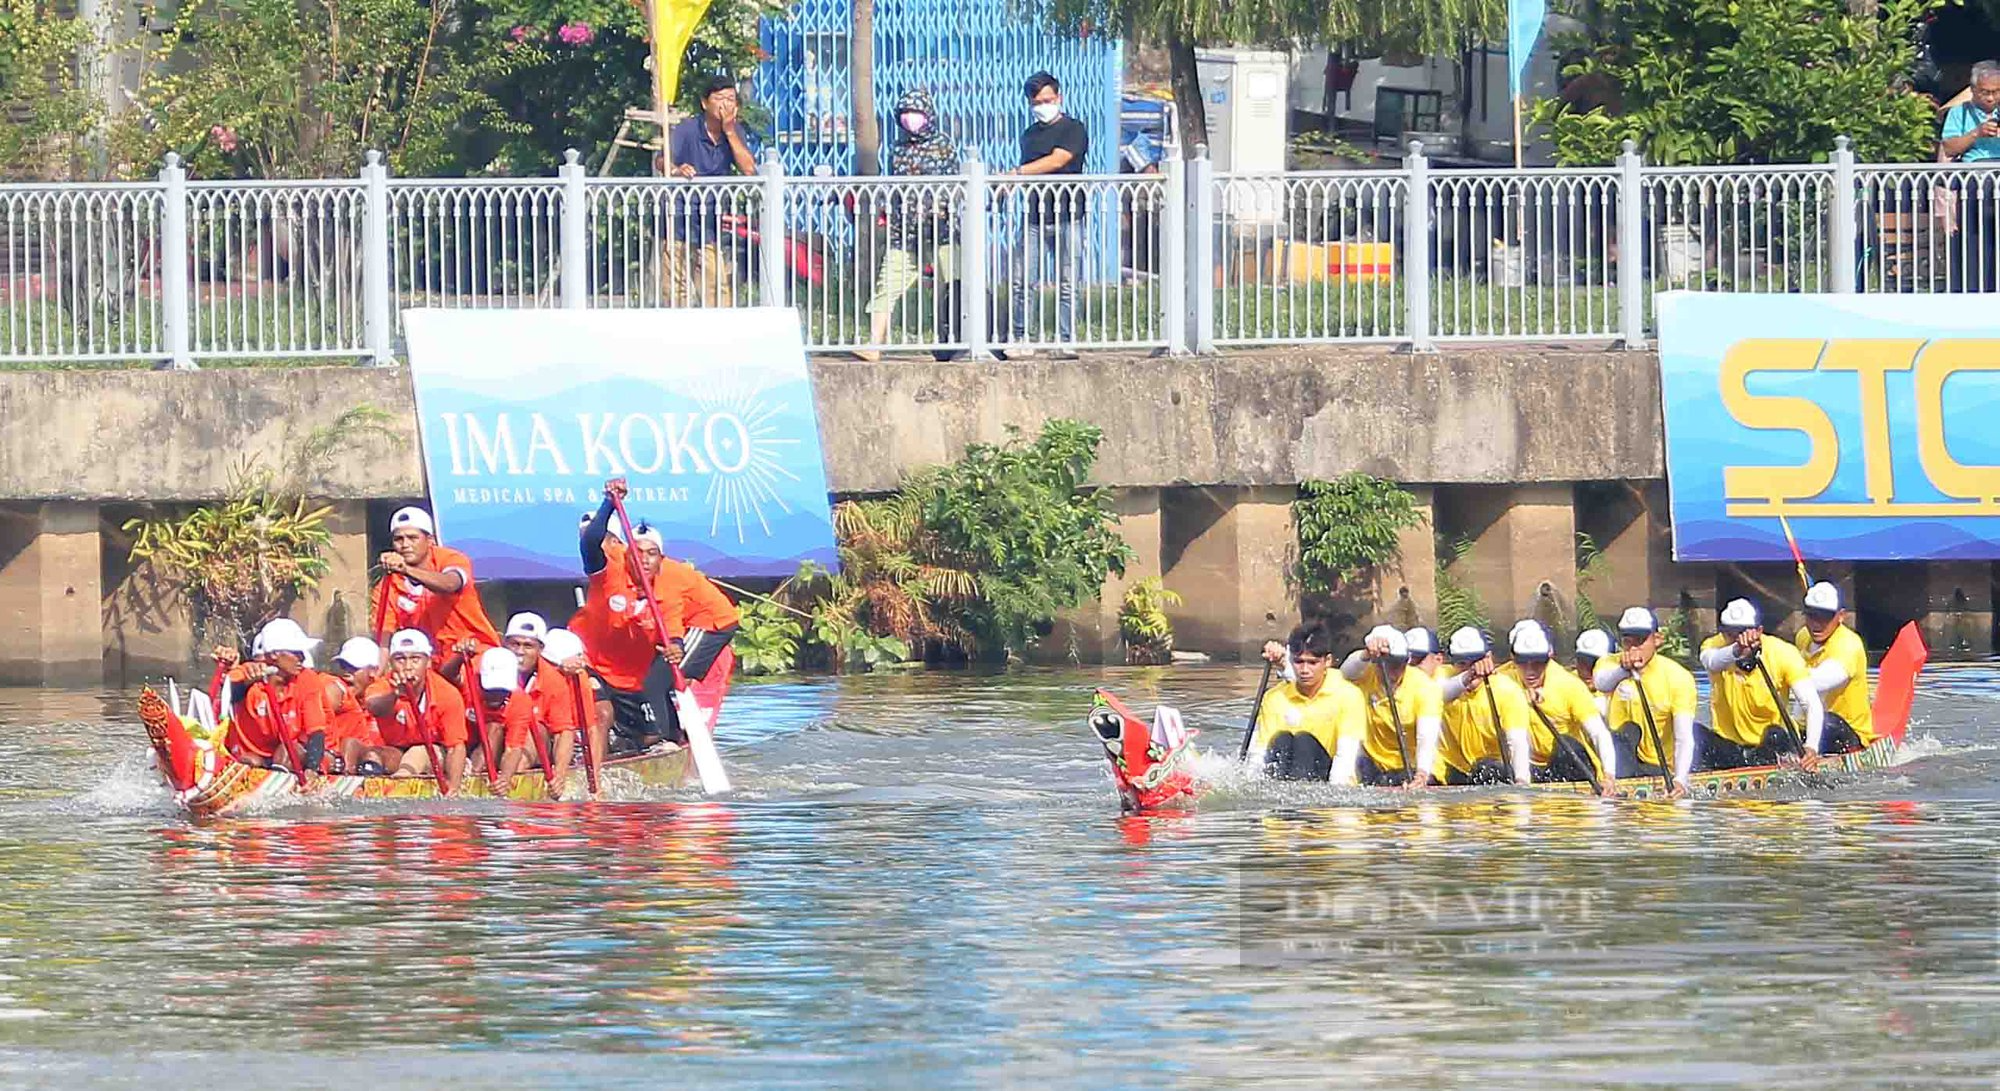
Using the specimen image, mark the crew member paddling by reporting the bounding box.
[215,619,333,772]
[470,647,549,795]
[1594,607,1700,797]
[1502,623,1619,795]
[1340,625,1446,787]
[1794,582,1875,771]
[1573,629,1614,718]
[1249,622,1368,783]
[1436,627,1533,785]
[542,627,611,768]
[1404,627,1444,676]
[579,486,682,751]
[360,630,470,791]
[502,612,580,790]
[376,506,500,651]
[1697,598,1825,770]
[327,637,384,774]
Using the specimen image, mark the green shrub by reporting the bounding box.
[733,598,804,676]
[1434,536,1491,638]
[1118,577,1182,665]
[1293,474,1427,595]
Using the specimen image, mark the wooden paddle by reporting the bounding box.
[527,688,560,794]
[608,491,731,795]
[371,566,394,643]
[1631,668,1675,798]
[1479,668,1514,784]
[1236,659,1276,761]
[1528,698,1604,796]
[1379,662,1413,782]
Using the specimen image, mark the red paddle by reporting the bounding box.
[572,672,601,796]
[402,680,450,796]
[372,571,394,643]
[608,491,729,794]
[460,662,503,789]
[525,675,559,793]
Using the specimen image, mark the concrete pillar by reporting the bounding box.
[295,500,371,649]
[1347,484,1437,639]
[1648,480,1718,643]
[1918,562,1992,657]
[1161,485,1296,662]
[1047,488,1162,665]
[102,505,197,683]
[1436,483,1577,635]
[0,502,106,685]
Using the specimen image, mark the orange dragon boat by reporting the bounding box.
[139,685,690,821]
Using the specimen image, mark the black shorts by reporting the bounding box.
[589,659,684,747]
[680,625,738,681]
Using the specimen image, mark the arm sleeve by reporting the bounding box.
[581,496,614,575]
[1943,105,1974,139]
[1583,714,1618,781]
[1330,735,1361,787]
[1339,650,1368,682]
[1414,716,1442,778]
[1672,711,1696,783]
[1793,676,1826,751]
[1439,672,1468,701]
[1699,644,1739,673]
[1063,121,1089,159]
[1807,660,1850,695]
[1593,662,1629,693]
[1506,727,1532,783]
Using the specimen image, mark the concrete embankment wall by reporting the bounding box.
[0,350,1987,682]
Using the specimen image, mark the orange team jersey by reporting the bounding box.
[231,670,332,761]
[495,689,544,751]
[650,558,742,638]
[578,541,660,691]
[522,659,580,734]
[363,672,469,750]
[380,544,500,650]
[326,676,382,748]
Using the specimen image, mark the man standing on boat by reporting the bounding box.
[1697,599,1825,771]
[376,506,501,652]
[1249,622,1368,782]
[1594,607,1700,797]
[1794,582,1875,772]
[1342,625,1447,787]
[1436,628,1533,785]
[1501,623,1618,794]
[361,630,469,792]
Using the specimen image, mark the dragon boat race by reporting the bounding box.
[8,1,2000,1081]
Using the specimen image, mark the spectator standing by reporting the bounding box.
[857,88,961,362]
[664,77,761,306]
[1938,60,2000,291]
[1007,71,1088,359]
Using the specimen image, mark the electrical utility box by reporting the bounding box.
[1194,49,1290,172]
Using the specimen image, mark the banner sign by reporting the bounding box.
[403,308,838,580]
[1658,292,2000,562]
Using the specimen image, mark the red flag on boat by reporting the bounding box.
[1872,622,1928,745]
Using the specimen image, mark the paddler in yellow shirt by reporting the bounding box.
[1502,622,1620,796]
[1435,627,1533,785]
[1338,624,1447,786]
[1594,607,1701,797]
[1572,629,1614,718]
[1248,622,1369,783]
[1403,627,1444,676]
[1698,598,1826,771]
[1794,581,1875,771]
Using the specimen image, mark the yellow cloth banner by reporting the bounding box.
[650,0,714,108]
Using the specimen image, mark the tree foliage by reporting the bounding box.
[1118,576,1182,665]
[1434,535,1491,638]
[1534,0,1938,166]
[0,0,98,178]
[1293,473,1426,595]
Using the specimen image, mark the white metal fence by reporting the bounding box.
[1,137,1992,366]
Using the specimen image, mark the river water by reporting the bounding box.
[0,665,1993,1088]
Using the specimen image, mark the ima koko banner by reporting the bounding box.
[1658,292,2000,562]
[402,308,837,580]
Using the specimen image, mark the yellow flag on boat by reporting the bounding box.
[650,0,714,108]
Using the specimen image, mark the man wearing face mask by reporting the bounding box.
[1006,71,1089,360]
[858,88,961,362]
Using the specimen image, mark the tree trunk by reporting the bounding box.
[1166,34,1207,158]
[851,0,881,175]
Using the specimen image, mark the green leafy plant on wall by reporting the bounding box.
[1118,576,1182,665]
[732,597,803,675]
[1434,535,1492,638]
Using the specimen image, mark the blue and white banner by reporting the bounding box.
[402,308,838,580]
[1658,292,2000,562]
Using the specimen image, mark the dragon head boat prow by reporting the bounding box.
[1087,689,1205,813]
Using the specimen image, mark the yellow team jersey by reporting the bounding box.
[1701,633,1813,747]
[1796,623,1875,745]
[1500,660,1600,764]
[1602,654,1699,768]
[1353,664,1444,776]
[1251,676,1368,756]
[1439,668,1531,775]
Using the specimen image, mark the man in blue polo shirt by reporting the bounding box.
[1939,60,2000,291]
[663,77,762,306]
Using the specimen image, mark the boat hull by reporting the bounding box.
[140,687,690,820]
[1526,735,1903,800]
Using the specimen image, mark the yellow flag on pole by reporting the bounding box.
[650,0,714,109]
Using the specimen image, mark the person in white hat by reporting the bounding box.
[501,612,583,791]
[471,646,552,796]
[1335,623,1445,786]
[377,505,500,653]
[1403,627,1443,677]
[1501,621,1619,794]
[1247,622,1368,783]
[1697,598,1825,773]
[326,637,385,774]
[1593,606,1699,796]
[542,627,608,784]
[1793,581,1874,768]
[358,628,470,790]
[1434,627,1532,785]
[209,619,332,773]
[1572,629,1614,718]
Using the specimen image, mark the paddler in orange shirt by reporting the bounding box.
[214,618,335,773]
[375,506,500,651]
[360,629,469,792]
[327,637,384,774]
